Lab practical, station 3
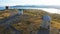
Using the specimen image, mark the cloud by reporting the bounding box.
[0,0,60,6]
[0,0,19,6]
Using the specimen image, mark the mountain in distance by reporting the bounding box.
[0,5,60,10]
[9,5,60,9]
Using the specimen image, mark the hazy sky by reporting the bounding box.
[0,0,60,14]
[0,0,60,6]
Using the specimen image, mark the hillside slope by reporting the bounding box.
[0,9,60,34]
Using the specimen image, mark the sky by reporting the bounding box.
[0,0,60,6]
[0,0,60,14]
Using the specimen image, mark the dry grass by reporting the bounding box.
[0,9,19,20]
[0,9,60,34]
[51,21,60,29]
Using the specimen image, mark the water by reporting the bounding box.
[0,7,5,10]
[0,6,58,10]
[0,6,60,14]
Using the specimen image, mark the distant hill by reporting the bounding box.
[9,5,60,9]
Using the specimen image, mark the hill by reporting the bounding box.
[0,9,60,34]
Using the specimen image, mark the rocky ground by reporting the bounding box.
[0,9,60,34]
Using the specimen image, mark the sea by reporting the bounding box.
[0,6,60,14]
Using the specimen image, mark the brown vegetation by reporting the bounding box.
[0,9,60,34]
